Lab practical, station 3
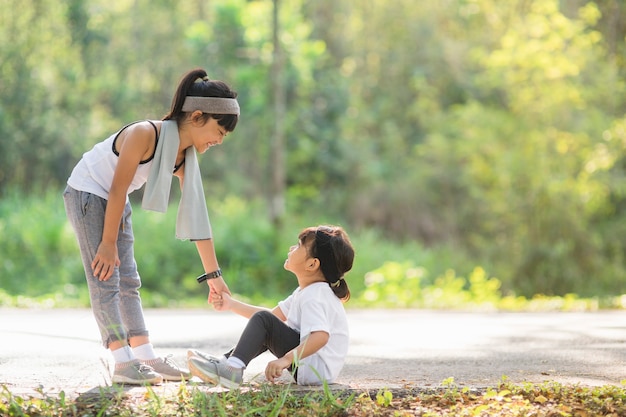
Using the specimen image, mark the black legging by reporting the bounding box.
[227,310,301,380]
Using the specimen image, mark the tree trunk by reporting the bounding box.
[269,0,286,230]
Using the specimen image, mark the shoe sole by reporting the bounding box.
[188,356,242,389]
[112,375,163,385]
[160,374,187,382]
[188,359,219,385]
[217,376,241,389]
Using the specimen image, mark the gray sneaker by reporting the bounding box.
[141,355,191,381]
[112,360,163,385]
[188,356,243,389]
[187,349,223,362]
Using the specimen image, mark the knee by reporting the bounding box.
[250,310,274,325]
[252,310,274,320]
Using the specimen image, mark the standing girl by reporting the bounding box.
[188,225,355,388]
[63,68,239,385]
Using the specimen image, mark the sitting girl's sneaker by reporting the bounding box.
[188,356,243,389]
[187,349,223,362]
[141,355,191,381]
[112,360,163,385]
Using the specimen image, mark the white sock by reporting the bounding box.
[132,343,157,360]
[227,356,246,369]
[111,346,135,363]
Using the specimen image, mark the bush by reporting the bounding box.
[0,190,622,310]
[0,190,85,298]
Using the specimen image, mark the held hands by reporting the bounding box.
[91,242,120,281]
[265,357,291,383]
[210,291,233,311]
[208,277,232,311]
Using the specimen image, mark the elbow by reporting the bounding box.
[312,331,330,347]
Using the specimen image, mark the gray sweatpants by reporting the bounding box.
[63,185,149,348]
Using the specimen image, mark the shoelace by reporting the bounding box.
[162,355,178,368]
[135,363,156,374]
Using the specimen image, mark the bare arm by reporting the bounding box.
[175,171,231,299]
[214,292,283,320]
[265,331,330,382]
[92,123,152,281]
[195,239,231,299]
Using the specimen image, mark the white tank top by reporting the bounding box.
[67,121,157,200]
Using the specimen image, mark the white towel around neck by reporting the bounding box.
[141,120,212,240]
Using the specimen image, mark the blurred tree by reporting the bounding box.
[413,0,625,295]
[0,0,88,193]
[335,0,482,235]
[3,0,626,298]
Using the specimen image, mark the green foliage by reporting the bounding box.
[0,190,432,307]
[358,0,626,298]
[5,380,626,416]
[0,190,86,303]
[211,197,287,298]
[4,0,626,299]
[0,0,90,192]
[359,262,503,309]
[0,383,355,417]
[358,261,602,311]
[1,190,624,310]
[375,389,393,407]
[357,379,626,416]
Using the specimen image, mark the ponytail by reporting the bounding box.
[163,68,239,132]
[301,226,355,302]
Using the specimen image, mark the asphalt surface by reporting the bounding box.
[1,308,625,397]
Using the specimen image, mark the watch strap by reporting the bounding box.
[197,268,222,283]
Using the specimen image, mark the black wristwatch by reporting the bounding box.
[197,269,222,283]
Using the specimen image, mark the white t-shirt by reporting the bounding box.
[277,282,349,385]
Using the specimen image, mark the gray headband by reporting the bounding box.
[182,96,240,115]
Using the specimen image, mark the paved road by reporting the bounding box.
[1,308,625,397]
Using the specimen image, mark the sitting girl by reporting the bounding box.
[188,225,355,388]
